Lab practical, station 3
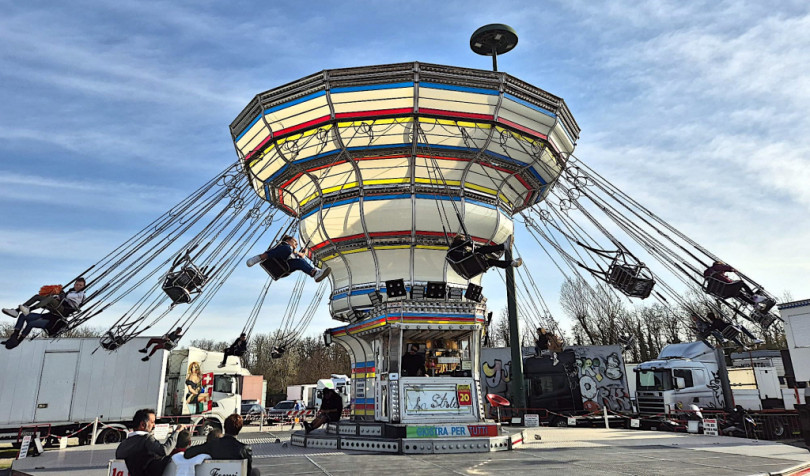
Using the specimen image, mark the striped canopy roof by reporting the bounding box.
[231,62,580,319]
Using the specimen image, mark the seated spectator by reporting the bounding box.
[116,408,184,476]
[206,429,222,442]
[184,413,259,476]
[164,429,209,476]
[304,388,343,434]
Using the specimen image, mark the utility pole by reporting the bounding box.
[505,246,527,415]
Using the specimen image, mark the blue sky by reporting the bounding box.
[2,0,809,343]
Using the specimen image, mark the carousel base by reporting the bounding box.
[290,421,522,454]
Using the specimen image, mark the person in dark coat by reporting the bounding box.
[219,333,248,367]
[401,344,426,376]
[115,408,184,476]
[184,413,259,476]
[304,388,343,434]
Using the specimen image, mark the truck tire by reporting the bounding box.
[764,417,786,440]
[96,427,126,445]
[199,419,222,437]
[550,416,569,427]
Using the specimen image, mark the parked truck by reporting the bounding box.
[634,340,806,438]
[313,374,352,410]
[635,341,805,415]
[0,337,251,446]
[286,383,317,409]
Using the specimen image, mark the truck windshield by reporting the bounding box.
[637,369,672,391]
[213,375,234,393]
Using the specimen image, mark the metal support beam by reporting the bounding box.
[505,248,527,416]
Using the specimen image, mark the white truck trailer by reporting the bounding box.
[286,384,317,409]
[0,337,250,446]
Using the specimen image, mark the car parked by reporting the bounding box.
[266,400,304,423]
[240,402,264,424]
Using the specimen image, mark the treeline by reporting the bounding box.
[559,277,787,361]
[487,277,787,362]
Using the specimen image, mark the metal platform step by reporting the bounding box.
[325,421,501,439]
[292,429,518,454]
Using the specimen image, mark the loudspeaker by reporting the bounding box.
[369,290,383,306]
[385,279,407,298]
[465,283,483,302]
[426,281,447,299]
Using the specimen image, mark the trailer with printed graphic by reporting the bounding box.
[0,337,250,448]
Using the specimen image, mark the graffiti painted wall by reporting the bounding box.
[481,345,632,414]
[480,347,535,414]
[570,345,632,413]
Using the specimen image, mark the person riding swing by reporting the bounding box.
[2,278,86,349]
[246,235,330,282]
[139,327,183,362]
[219,333,248,368]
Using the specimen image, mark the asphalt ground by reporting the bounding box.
[8,426,810,476]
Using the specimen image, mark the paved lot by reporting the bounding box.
[9,427,810,475]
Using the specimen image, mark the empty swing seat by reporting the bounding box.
[703,277,744,299]
[162,267,207,304]
[750,310,777,328]
[260,257,291,280]
[607,264,655,299]
[100,332,127,351]
[720,324,741,341]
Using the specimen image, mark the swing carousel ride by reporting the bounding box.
[3,24,781,453]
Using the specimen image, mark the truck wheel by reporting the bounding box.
[97,428,125,445]
[765,418,786,439]
[200,419,221,437]
[551,417,568,427]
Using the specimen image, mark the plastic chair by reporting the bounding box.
[486,393,511,424]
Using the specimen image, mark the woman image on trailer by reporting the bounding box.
[185,361,209,413]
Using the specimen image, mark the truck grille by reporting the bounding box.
[636,393,665,416]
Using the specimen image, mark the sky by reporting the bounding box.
[1,0,809,344]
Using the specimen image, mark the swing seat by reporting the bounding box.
[703,276,744,300]
[43,316,69,337]
[446,243,489,280]
[100,332,127,351]
[720,324,741,340]
[162,267,207,304]
[260,257,291,280]
[607,264,655,299]
[750,310,777,328]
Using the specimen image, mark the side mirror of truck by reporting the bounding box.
[675,377,686,389]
